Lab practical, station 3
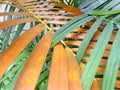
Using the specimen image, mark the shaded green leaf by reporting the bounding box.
[76,19,102,63]
[102,28,120,90]
[52,14,94,46]
[92,10,120,16]
[81,22,113,90]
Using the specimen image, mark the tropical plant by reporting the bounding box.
[0,0,120,90]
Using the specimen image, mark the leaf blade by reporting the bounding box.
[52,15,94,47]
[65,47,82,90]
[0,18,37,30]
[14,31,52,90]
[0,24,45,78]
[50,2,83,15]
[76,19,102,63]
[81,22,113,90]
[102,28,120,90]
[48,43,69,90]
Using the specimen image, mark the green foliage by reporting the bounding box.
[0,46,31,90]
[52,15,94,47]
[102,28,120,90]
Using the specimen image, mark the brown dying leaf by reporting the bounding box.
[0,12,31,16]
[65,47,82,90]
[50,1,83,16]
[0,18,37,30]
[48,43,69,90]
[91,80,101,90]
[14,31,52,90]
[0,24,45,78]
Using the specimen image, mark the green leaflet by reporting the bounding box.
[81,22,113,90]
[92,10,120,16]
[52,14,94,47]
[53,14,87,39]
[102,28,120,90]
[76,19,102,63]
[5,65,23,90]
[0,47,30,90]
[37,70,49,84]
[40,80,48,90]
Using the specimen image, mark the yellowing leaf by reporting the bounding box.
[116,80,120,88]
[50,2,83,16]
[0,18,37,30]
[14,31,52,90]
[48,43,68,90]
[65,47,82,90]
[0,24,45,78]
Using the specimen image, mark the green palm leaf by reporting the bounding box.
[102,27,120,90]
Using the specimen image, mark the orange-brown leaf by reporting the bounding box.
[48,43,68,90]
[0,12,31,16]
[50,2,83,16]
[0,24,45,78]
[65,47,82,90]
[14,31,52,90]
[116,80,120,88]
[0,18,37,30]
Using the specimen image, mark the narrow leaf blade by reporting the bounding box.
[0,18,37,30]
[51,2,83,15]
[14,31,52,90]
[65,47,82,90]
[0,24,45,78]
[52,15,94,47]
[76,19,102,63]
[102,28,120,90]
[81,22,113,90]
[48,43,68,90]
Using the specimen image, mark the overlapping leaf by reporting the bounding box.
[102,28,120,90]
[0,24,45,78]
[0,18,37,30]
[65,47,82,90]
[48,43,69,90]
[14,31,52,90]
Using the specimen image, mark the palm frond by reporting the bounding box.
[0,0,120,90]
